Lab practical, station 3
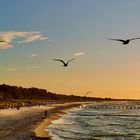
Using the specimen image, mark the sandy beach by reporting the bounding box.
[0,102,88,140]
[33,102,88,140]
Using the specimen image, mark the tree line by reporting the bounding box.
[0,84,112,101]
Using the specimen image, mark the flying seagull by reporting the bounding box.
[84,91,92,96]
[53,59,75,67]
[108,37,140,45]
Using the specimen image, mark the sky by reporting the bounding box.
[0,0,140,99]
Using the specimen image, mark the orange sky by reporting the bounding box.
[1,1,140,99]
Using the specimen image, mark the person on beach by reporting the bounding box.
[16,106,20,110]
[45,110,48,118]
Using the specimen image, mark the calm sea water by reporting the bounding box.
[46,101,140,140]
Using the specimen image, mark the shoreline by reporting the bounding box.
[0,101,134,139]
[33,102,89,139]
[0,101,90,140]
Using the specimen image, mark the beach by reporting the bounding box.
[33,102,88,139]
[0,101,87,140]
[1,101,139,140]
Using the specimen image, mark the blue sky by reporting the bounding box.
[0,0,140,98]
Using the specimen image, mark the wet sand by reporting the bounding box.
[33,102,88,139]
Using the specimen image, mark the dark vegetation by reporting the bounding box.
[0,84,139,109]
[0,84,105,101]
[0,84,139,102]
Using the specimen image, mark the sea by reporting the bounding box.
[46,101,140,140]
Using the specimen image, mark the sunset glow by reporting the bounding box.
[0,0,140,99]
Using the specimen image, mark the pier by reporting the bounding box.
[82,105,140,110]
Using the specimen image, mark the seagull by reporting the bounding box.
[84,91,92,96]
[108,37,140,45]
[53,59,75,67]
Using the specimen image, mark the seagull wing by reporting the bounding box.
[129,37,140,41]
[108,38,125,42]
[53,59,66,65]
[84,91,91,96]
[67,59,75,64]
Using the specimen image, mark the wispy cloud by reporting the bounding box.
[29,53,38,58]
[0,31,48,49]
[5,68,18,72]
[0,42,13,49]
[74,52,87,57]
[19,65,39,70]
[18,32,48,44]
[5,65,38,72]
[24,66,39,70]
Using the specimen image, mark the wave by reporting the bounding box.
[47,101,140,140]
[77,114,140,117]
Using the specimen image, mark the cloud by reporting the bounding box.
[0,31,48,49]
[5,68,17,72]
[0,42,13,49]
[29,53,38,58]
[5,65,38,72]
[18,32,48,44]
[25,66,39,69]
[74,52,87,57]
[19,65,39,70]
